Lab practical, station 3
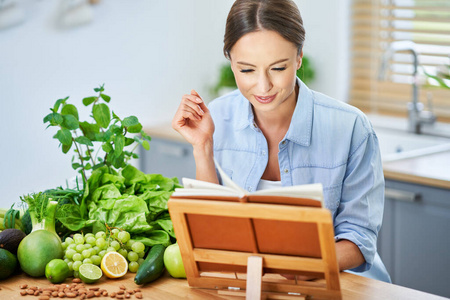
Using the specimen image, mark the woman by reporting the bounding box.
[172,0,391,283]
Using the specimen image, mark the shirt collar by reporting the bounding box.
[234,93,254,131]
[285,78,314,146]
[234,78,314,147]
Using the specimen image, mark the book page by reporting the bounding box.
[251,183,324,203]
[171,177,239,197]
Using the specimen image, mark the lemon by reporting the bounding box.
[101,251,128,278]
[45,259,70,283]
[79,263,102,284]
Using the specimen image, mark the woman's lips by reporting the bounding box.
[254,93,277,104]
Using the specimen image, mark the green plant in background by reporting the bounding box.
[212,55,315,96]
[424,61,450,90]
[212,63,237,95]
[43,84,151,183]
[297,56,315,85]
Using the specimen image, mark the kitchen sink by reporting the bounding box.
[375,127,450,162]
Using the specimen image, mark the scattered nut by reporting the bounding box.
[16,280,144,300]
[66,292,77,298]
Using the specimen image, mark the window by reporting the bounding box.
[350,0,450,122]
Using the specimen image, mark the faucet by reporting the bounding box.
[378,41,436,134]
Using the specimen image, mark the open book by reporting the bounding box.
[171,159,324,207]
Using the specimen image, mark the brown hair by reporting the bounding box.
[223,0,306,59]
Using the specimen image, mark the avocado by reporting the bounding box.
[0,228,26,255]
[0,248,18,280]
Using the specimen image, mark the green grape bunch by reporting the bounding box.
[61,227,147,276]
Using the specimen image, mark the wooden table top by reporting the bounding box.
[1,271,447,300]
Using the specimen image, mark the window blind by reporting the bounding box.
[350,0,450,122]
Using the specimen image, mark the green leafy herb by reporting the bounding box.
[43,84,152,183]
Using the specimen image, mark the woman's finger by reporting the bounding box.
[190,90,209,113]
[180,105,202,121]
[181,95,205,116]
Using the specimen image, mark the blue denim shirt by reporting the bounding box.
[208,78,391,282]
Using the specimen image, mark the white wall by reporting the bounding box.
[0,0,350,208]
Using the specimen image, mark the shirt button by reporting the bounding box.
[281,140,286,145]
[261,151,266,156]
[283,169,289,174]
[248,186,253,192]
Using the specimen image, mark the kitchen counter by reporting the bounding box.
[143,124,450,189]
[1,271,447,300]
[383,150,450,189]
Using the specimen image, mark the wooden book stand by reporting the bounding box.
[168,197,342,300]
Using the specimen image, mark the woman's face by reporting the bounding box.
[229,30,302,114]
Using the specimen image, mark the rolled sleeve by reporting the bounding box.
[334,128,385,272]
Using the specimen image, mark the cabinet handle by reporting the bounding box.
[385,188,421,203]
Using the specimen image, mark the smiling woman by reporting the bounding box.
[172,0,391,284]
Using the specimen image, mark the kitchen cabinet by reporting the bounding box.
[140,136,196,181]
[378,179,450,298]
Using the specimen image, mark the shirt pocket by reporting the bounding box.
[217,167,233,184]
[323,184,342,217]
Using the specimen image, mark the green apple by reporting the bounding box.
[163,243,186,278]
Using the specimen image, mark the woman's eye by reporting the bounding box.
[272,67,286,71]
[240,69,254,73]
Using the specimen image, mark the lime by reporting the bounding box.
[79,263,103,284]
[0,249,18,280]
[45,259,70,283]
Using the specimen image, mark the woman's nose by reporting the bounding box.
[257,72,273,93]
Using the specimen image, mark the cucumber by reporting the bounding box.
[134,244,166,285]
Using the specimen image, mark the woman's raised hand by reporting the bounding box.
[172,89,215,148]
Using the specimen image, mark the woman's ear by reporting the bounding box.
[296,50,303,70]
